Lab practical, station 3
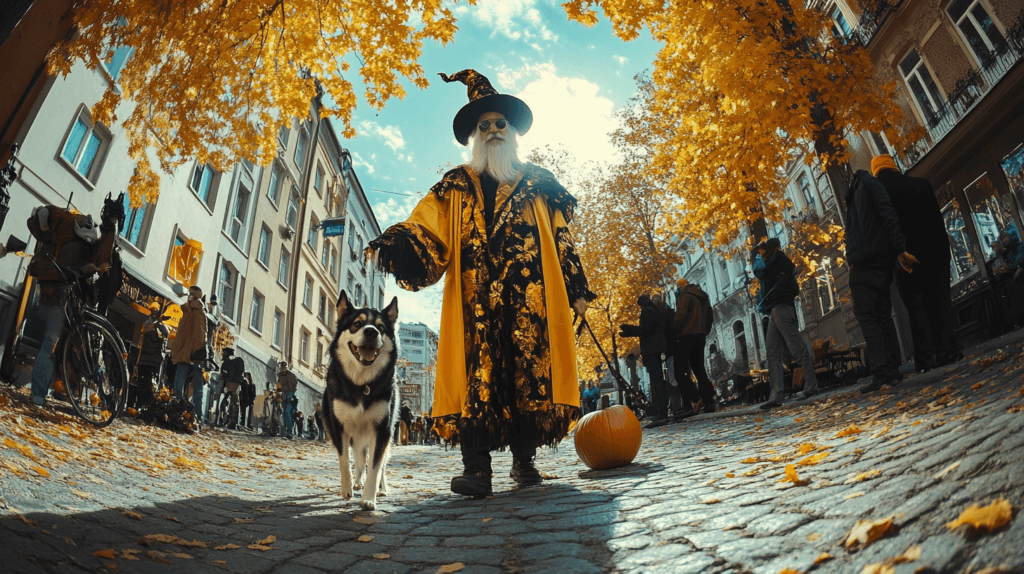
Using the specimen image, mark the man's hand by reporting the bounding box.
[572,299,587,317]
[897,251,919,273]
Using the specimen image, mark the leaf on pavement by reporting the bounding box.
[725,472,735,478]
[214,544,241,550]
[255,535,276,545]
[147,550,170,564]
[69,489,93,499]
[233,517,253,523]
[845,469,882,484]
[861,563,895,574]
[844,517,895,549]
[373,553,390,560]
[741,457,758,463]
[779,464,808,486]
[844,492,865,500]
[120,510,144,520]
[892,545,922,563]
[813,552,833,565]
[798,443,816,455]
[945,499,1014,534]
[121,549,141,561]
[247,544,274,551]
[797,452,829,466]
[482,518,492,522]
[702,498,722,504]
[437,564,465,573]
[834,424,863,438]
[168,551,193,559]
[358,535,374,542]
[93,549,117,559]
[777,569,800,574]
[32,466,50,477]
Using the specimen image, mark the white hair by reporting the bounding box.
[467,123,524,184]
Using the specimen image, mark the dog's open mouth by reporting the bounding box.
[348,342,381,366]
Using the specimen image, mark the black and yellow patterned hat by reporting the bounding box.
[440,69,533,146]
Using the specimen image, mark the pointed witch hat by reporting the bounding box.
[439,69,533,146]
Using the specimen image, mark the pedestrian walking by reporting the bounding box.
[314,402,325,441]
[873,155,962,372]
[752,238,819,409]
[368,69,594,497]
[276,361,298,438]
[619,295,670,428]
[844,168,919,394]
[240,372,256,430]
[294,409,305,438]
[133,303,169,409]
[672,279,717,413]
[219,348,244,429]
[169,286,208,426]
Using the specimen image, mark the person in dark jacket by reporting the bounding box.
[219,348,245,429]
[672,279,717,413]
[845,168,919,394]
[134,303,170,409]
[873,155,961,372]
[620,295,670,427]
[753,238,819,408]
[240,372,256,430]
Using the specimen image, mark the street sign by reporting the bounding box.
[320,216,345,237]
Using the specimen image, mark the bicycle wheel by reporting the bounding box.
[60,321,129,427]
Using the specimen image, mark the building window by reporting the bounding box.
[258,225,272,267]
[102,44,133,82]
[318,291,327,322]
[278,247,290,287]
[300,330,310,363]
[314,164,324,196]
[286,190,299,228]
[308,215,319,252]
[120,193,149,248]
[348,229,362,260]
[268,165,281,205]
[321,240,330,267]
[273,310,284,348]
[315,341,324,369]
[798,174,817,213]
[229,180,252,243]
[943,199,978,282]
[278,121,290,147]
[379,288,385,309]
[190,161,219,205]
[965,173,1019,261]
[218,262,238,321]
[899,49,946,126]
[250,290,265,332]
[328,304,335,327]
[828,3,852,40]
[355,284,365,307]
[347,272,355,294]
[295,123,309,169]
[1001,144,1024,209]
[60,110,110,182]
[947,0,1007,65]
[330,246,338,278]
[303,275,313,309]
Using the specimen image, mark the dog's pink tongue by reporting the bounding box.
[357,345,377,362]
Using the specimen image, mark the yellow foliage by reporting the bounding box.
[945,499,1014,534]
[50,0,473,207]
[835,424,863,437]
[844,517,895,549]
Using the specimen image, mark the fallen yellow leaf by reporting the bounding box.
[373,553,390,560]
[845,517,895,549]
[255,535,276,545]
[797,452,829,466]
[861,563,895,574]
[247,544,274,551]
[168,551,193,559]
[835,424,863,438]
[358,535,374,542]
[437,564,465,574]
[120,510,144,520]
[945,499,1014,534]
[725,472,735,478]
[892,545,922,563]
[481,518,492,522]
[93,549,117,559]
[213,544,241,550]
[778,569,800,574]
[32,466,50,477]
[741,457,758,463]
[814,552,833,565]
[798,443,816,455]
[779,464,807,485]
[844,492,865,500]
[846,469,882,484]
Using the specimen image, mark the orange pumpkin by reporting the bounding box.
[573,405,643,470]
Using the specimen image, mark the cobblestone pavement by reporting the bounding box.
[2,331,1024,574]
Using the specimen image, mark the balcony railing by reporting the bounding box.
[895,11,1024,172]
[848,0,903,47]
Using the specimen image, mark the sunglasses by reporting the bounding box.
[477,119,508,132]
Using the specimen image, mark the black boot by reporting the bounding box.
[451,436,492,497]
[510,447,543,487]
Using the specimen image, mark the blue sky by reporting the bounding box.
[335,0,661,334]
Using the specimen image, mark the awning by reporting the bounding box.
[121,261,182,303]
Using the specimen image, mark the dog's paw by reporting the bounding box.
[360,499,376,511]
[340,486,353,500]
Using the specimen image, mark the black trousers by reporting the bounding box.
[673,335,716,406]
[896,261,959,369]
[641,353,668,419]
[460,418,537,474]
[850,265,902,382]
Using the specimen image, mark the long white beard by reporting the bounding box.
[468,126,524,183]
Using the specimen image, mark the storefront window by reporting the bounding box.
[965,173,1019,261]
[1001,144,1024,216]
[943,200,976,282]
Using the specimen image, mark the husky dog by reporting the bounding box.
[322,290,400,510]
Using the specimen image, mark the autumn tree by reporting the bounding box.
[563,0,918,252]
[48,0,471,207]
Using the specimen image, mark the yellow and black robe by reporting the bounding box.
[369,163,595,448]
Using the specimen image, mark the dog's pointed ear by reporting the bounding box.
[336,290,351,318]
[383,296,398,324]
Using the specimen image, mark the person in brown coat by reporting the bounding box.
[170,285,208,424]
[672,278,717,413]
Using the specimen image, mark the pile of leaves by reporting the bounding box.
[138,391,199,434]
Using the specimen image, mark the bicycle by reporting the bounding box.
[215,384,240,429]
[49,256,130,426]
[259,388,284,437]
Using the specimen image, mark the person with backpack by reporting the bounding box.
[845,168,919,394]
[753,238,819,410]
[169,285,208,427]
[619,294,671,428]
[25,205,109,407]
[672,278,717,414]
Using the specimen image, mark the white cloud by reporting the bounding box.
[393,284,443,336]
[499,63,620,172]
[372,195,420,229]
[465,0,558,43]
[359,121,406,152]
[351,151,374,174]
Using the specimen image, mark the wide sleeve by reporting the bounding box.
[551,208,597,304]
[367,174,458,292]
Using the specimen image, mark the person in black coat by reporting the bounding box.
[619,295,670,427]
[845,166,919,394]
[873,155,961,371]
[240,372,256,430]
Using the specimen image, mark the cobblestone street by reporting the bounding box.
[2,331,1023,574]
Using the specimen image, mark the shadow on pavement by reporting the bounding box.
[576,461,666,481]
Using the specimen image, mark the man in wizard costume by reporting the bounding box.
[368,69,595,497]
